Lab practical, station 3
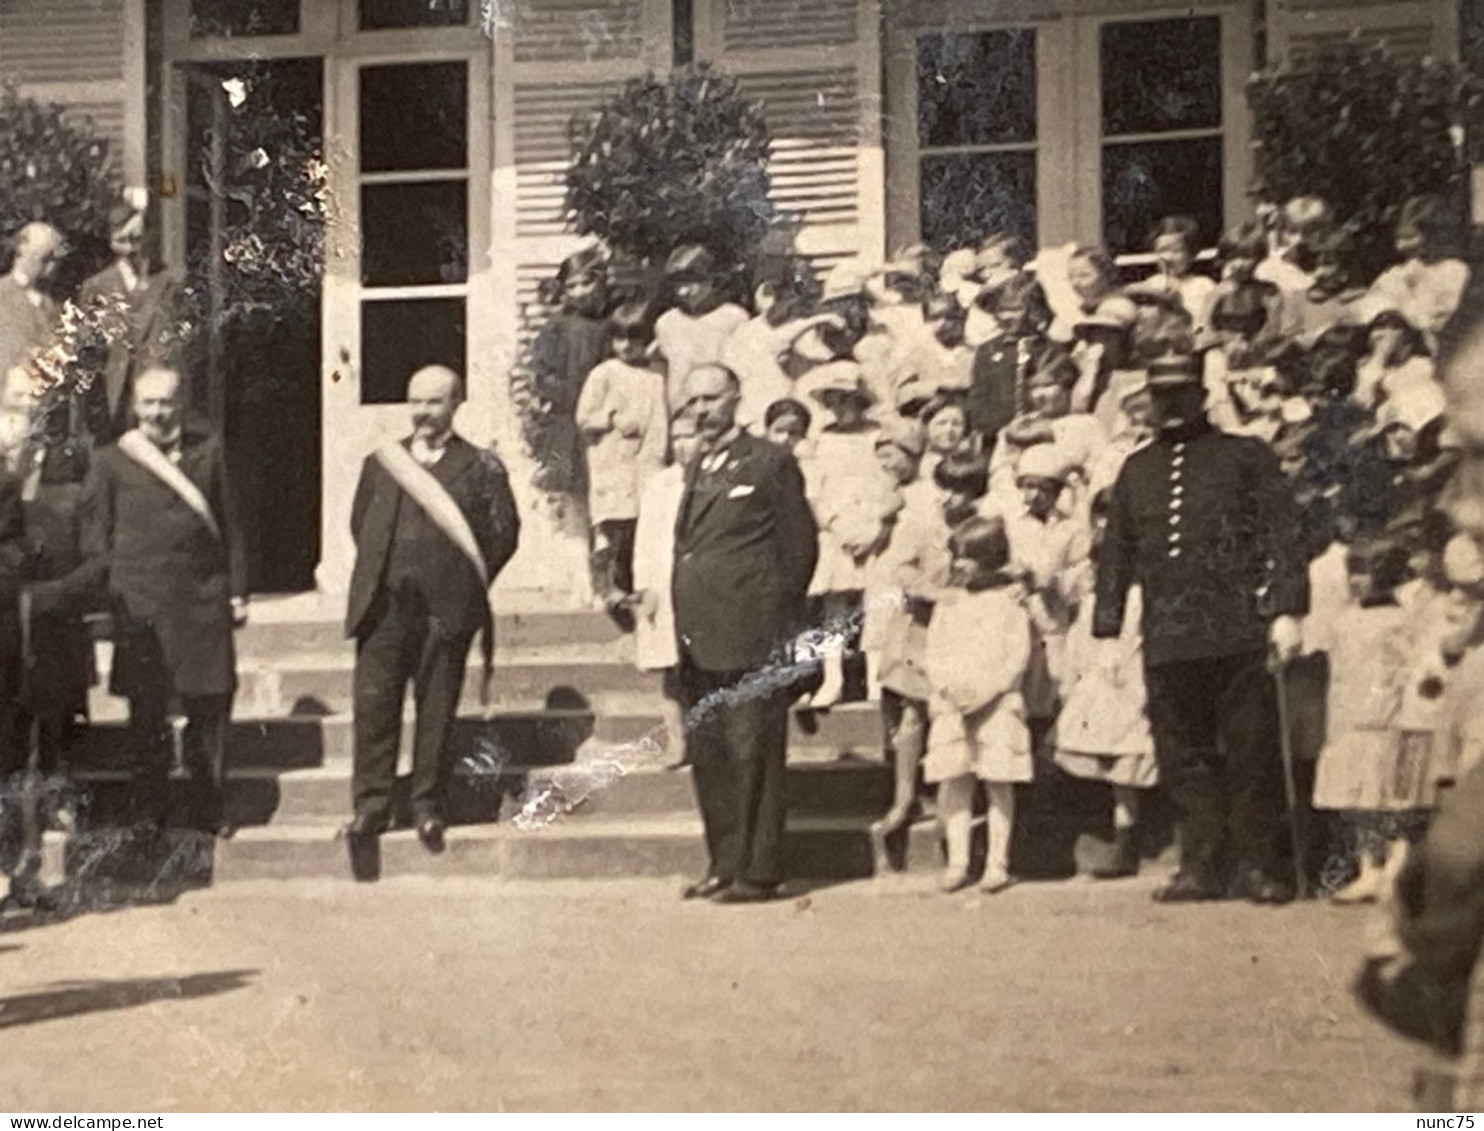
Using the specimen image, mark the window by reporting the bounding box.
[360,0,470,30]
[1100,17,1224,253]
[357,61,470,402]
[360,299,467,404]
[190,0,299,37]
[915,29,1037,252]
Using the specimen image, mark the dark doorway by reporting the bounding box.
[182,57,323,593]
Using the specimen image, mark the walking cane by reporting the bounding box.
[1272,660,1311,900]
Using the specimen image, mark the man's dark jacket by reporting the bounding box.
[672,430,818,674]
[1094,418,1310,667]
[76,427,247,699]
[345,435,520,644]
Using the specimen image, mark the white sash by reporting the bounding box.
[117,429,220,540]
[373,440,491,591]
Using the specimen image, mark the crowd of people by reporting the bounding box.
[543,191,1484,903]
[3,183,1483,913]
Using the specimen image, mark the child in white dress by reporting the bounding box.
[575,301,670,624]
[800,362,896,707]
[1053,489,1157,878]
[632,414,703,764]
[653,244,749,415]
[869,451,990,875]
[1309,538,1425,903]
[924,516,1033,894]
[1367,194,1471,352]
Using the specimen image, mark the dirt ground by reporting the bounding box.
[0,872,1422,1112]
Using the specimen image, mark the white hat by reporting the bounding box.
[822,259,872,302]
[1015,443,1074,484]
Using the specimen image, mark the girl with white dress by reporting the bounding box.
[924,516,1033,894]
[1053,490,1157,878]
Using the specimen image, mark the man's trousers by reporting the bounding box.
[352,593,473,829]
[1143,648,1289,886]
[679,659,790,888]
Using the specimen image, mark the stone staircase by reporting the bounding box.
[60,593,932,884]
[51,592,1141,887]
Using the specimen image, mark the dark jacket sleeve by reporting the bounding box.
[479,450,521,584]
[350,456,377,546]
[0,474,26,602]
[1092,464,1137,639]
[211,440,249,601]
[773,449,818,607]
[1248,439,1310,620]
[30,457,110,618]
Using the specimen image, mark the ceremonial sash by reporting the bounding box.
[373,440,497,707]
[117,429,220,540]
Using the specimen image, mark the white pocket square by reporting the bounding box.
[727,484,756,499]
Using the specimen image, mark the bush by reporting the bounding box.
[1248,40,1478,281]
[564,64,774,273]
[0,84,121,288]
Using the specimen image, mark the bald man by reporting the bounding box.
[343,365,520,879]
[0,223,61,377]
[672,363,817,903]
[74,365,247,837]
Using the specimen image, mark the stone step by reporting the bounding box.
[208,803,1139,883]
[234,605,626,660]
[209,814,934,883]
[68,702,886,771]
[64,759,895,826]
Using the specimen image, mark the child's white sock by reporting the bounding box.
[986,782,1015,879]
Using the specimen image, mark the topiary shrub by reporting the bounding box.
[514,64,776,493]
[564,64,774,275]
[1248,39,1478,282]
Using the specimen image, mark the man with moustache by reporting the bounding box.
[343,365,520,881]
[77,365,248,837]
[671,363,818,903]
[1093,351,1309,904]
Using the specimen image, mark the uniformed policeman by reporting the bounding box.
[1093,351,1309,904]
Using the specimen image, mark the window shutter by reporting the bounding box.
[694,0,885,266]
[0,0,145,183]
[492,0,669,357]
[1269,0,1456,66]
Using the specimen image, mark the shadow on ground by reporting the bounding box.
[0,969,256,1030]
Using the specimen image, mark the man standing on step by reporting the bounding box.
[672,363,817,903]
[1093,351,1308,905]
[343,365,520,881]
[78,364,248,839]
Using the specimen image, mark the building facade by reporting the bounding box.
[0,0,1464,594]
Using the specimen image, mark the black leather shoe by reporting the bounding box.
[1152,872,1225,903]
[1229,868,1294,906]
[343,815,383,883]
[681,875,731,900]
[416,817,447,855]
[711,881,780,904]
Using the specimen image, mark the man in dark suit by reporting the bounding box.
[1094,352,1309,904]
[672,363,818,903]
[75,365,248,837]
[77,203,182,444]
[343,365,520,880]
